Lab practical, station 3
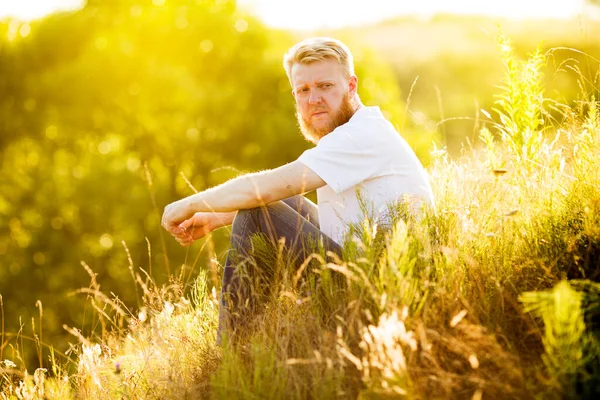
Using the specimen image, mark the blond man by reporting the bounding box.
[161,37,434,343]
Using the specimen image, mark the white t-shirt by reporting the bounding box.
[297,106,434,245]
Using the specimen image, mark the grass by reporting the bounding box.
[1,38,600,399]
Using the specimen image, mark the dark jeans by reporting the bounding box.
[217,195,343,344]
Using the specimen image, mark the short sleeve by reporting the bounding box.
[297,127,384,194]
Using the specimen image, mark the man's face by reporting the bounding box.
[291,59,357,143]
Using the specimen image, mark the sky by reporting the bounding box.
[0,0,589,30]
[238,0,587,29]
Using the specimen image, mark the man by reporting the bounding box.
[161,37,434,343]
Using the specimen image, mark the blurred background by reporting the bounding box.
[1,0,599,369]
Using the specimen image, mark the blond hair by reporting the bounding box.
[282,37,355,82]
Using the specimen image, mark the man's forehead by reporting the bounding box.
[291,60,344,85]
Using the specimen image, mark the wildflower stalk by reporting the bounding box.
[0,295,4,362]
[35,300,43,370]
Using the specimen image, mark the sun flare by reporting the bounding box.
[0,0,588,29]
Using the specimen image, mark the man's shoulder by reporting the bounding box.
[316,106,401,151]
[345,106,395,132]
[351,106,385,121]
[337,107,401,142]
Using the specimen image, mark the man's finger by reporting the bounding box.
[171,233,188,241]
[176,237,192,246]
[171,227,192,238]
[169,225,186,234]
[179,218,193,230]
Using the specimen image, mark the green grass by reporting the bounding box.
[1,39,600,399]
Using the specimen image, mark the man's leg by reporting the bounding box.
[217,195,341,345]
[280,195,320,228]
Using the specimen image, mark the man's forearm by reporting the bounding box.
[187,172,273,213]
[216,210,237,227]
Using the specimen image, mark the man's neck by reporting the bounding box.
[350,98,364,118]
[350,96,363,112]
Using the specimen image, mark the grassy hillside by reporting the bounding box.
[1,37,599,399]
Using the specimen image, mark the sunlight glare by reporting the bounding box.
[0,0,83,21]
[0,0,589,29]
[238,0,586,30]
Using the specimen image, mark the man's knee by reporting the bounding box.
[232,207,260,232]
[281,195,304,209]
[231,203,281,236]
[236,201,286,219]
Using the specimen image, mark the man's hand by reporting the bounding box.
[171,211,236,246]
[161,197,195,234]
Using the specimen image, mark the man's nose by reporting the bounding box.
[308,89,322,104]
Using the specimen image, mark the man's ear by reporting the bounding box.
[348,75,358,97]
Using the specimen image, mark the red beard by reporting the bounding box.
[296,93,357,144]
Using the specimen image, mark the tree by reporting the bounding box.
[0,0,411,370]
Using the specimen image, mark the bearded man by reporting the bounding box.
[161,37,434,344]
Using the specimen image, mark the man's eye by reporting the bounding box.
[298,88,309,93]
[321,83,332,88]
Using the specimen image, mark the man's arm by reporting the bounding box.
[161,160,325,231]
[188,160,325,212]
